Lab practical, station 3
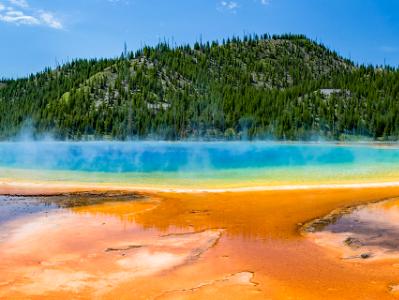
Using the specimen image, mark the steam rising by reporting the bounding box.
[0,141,397,174]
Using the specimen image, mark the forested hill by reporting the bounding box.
[1,34,399,141]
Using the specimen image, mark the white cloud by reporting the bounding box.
[107,0,130,4]
[39,11,62,29]
[0,9,39,25]
[221,1,238,10]
[219,1,239,13]
[218,0,269,13]
[8,0,28,8]
[0,0,62,29]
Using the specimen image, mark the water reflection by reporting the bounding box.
[306,198,399,260]
[0,192,145,224]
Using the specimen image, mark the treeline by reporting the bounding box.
[1,34,399,140]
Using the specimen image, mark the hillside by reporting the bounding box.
[1,34,399,140]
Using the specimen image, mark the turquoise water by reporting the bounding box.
[1,142,399,187]
[1,142,399,172]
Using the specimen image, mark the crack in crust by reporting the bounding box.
[153,271,259,299]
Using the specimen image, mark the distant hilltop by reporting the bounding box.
[0,33,398,141]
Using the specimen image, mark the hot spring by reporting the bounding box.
[1,142,399,190]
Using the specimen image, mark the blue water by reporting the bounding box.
[0,142,399,173]
[0,196,58,225]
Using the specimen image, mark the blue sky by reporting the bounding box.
[1,0,399,78]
